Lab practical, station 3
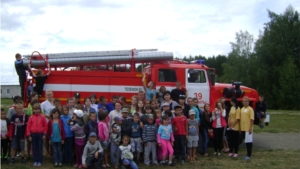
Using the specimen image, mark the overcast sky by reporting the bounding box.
[1,0,300,82]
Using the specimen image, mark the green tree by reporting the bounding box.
[220,30,256,87]
[255,5,300,109]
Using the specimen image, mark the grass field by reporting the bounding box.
[1,98,300,169]
[2,149,300,169]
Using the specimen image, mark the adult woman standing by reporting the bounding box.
[83,97,97,125]
[41,89,55,158]
[201,103,211,156]
[227,97,241,157]
[211,101,227,156]
[89,94,99,114]
[240,96,254,160]
[108,102,123,130]
[160,91,179,111]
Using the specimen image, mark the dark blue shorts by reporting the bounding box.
[11,137,25,150]
[256,112,266,118]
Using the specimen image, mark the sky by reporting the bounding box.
[1,0,300,84]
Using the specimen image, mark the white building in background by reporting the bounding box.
[1,76,20,98]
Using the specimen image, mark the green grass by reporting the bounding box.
[253,111,300,133]
[1,98,13,110]
[2,149,300,169]
[1,98,300,169]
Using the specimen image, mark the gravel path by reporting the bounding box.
[248,133,300,150]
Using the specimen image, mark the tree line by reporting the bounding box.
[176,6,300,110]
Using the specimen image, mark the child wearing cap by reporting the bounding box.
[120,108,133,138]
[82,132,104,169]
[186,109,199,162]
[161,102,170,117]
[110,116,122,168]
[142,113,158,166]
[172,106,188,165]
[70,109,86,168]
[74,92,81,107]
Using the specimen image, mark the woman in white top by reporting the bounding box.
[90,94,99,114]
[41,89,55,158]
[211,101,227,156]
[108,102,122,131]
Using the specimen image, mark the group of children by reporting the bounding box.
[0,91,259,168]
[0,95,201,169]
[5,54,260,168]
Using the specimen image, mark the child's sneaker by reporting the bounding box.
[233,154,238,158]
[228,153,233,157]
[243,156,252,160]
[37,162,42,167]
[213,152,217,155]
[168,162,174,167]
[33,162,38,166]
[59,162,62,167]
[9,159,15,165]
[218,152,221,156]
[21,157,26,164]
[181,160,185,165]
[54,163,58,167]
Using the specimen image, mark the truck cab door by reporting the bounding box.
[185,69,210,108]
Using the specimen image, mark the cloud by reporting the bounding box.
[0,0,299,65]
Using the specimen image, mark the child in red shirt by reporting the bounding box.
[172,106,188,164]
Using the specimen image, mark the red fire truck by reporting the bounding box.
[22,49,260,113]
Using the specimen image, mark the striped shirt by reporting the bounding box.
[142,123,157,142]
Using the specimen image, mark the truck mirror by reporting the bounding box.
[210,73,215,86]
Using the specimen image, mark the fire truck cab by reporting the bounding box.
[145,60,259,111]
